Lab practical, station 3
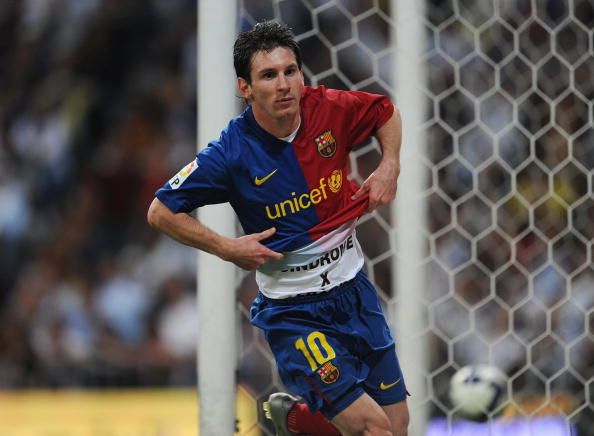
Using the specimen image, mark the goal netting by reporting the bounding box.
[231,1,594,434]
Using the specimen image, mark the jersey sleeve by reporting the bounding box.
[155,141,231,213]
[328,89,394,150]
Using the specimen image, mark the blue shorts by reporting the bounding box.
[250,271,407,419]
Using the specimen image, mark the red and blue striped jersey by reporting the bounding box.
[157,85,393,251]
[156,85,393,296]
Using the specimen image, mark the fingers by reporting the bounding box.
[255,227,284,257]
[367,198,378,213]
[351,182,369,201]
[361,183,396,212]
[255,228,284,259]
[367,191,396,212]
[251,228,284,262]
[236,250,283,270]
[256,227,276,241]
[264,249,284,261]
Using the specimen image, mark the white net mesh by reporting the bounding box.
[234,1,594,434]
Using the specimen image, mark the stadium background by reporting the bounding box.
[0,0,593,435]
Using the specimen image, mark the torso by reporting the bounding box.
[156,86,394,298]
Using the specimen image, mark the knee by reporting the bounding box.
[359,413,394,436]
[338,413,392,436]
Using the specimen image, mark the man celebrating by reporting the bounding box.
[148,21,409,436]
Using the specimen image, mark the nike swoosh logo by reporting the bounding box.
[380,378,401,390]
[254,169,278,186]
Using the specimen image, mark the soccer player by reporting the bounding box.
[147,21,409,436]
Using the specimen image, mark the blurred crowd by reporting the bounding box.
[0,0,199,387]
[0,0,395,392]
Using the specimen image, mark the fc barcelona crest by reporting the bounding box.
[316,361,340,384]
[314,130,337,158]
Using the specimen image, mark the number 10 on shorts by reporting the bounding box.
[294,331,336,371]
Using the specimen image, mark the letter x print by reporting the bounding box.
[320,272,330,287]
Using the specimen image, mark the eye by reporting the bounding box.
[263,71,276,80]
[286,67,296,76]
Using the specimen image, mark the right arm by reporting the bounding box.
[147,197,283,270]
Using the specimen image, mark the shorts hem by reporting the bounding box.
[373,392,408,406]
[319,387,366,421]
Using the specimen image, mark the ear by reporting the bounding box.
[237,77,251,100]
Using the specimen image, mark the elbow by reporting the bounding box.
[147,199,163,229]
[393,105,401,122]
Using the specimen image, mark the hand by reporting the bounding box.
[218,227,284,270]
[351,160,400,212]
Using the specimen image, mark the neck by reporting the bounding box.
[252,109,300,138]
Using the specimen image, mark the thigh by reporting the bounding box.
[252,281,386,418]
[253,295,367,416]
[382,400,410,436]
[269,323,368,418]
[331,392,392,436]
[363,344,407,406]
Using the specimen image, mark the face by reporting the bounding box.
[238,47,304,126]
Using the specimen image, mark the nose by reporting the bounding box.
[277,73,289,90]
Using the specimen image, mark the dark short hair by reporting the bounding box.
[233,21,302,83]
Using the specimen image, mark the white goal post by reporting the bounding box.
[197,1,237,435]
[392,1,429,434]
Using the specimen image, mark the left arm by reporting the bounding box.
[351,105,402,212]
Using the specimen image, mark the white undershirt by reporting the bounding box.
[278,118,301,142]
[256,220,364,299]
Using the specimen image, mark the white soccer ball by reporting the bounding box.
[449,365,507,419]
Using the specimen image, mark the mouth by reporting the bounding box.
[277,96,294,104]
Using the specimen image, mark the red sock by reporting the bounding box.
[287,402,341,436]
